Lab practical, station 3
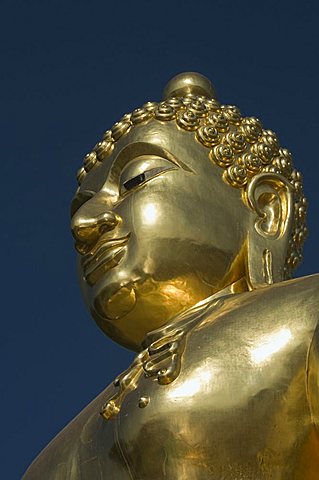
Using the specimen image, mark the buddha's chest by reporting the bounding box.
[103,319,315,480]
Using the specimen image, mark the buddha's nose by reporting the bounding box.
[71,201,121,254]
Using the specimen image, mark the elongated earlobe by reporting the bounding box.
[262,248,274,285]
[245,173,294,289]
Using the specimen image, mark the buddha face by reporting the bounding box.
[71,121,250,350]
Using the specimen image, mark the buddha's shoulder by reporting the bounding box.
[238,273,319,314]
[190,273,319,343]
[23,384,117,479]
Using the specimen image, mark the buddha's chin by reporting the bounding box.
[89,274,215,351]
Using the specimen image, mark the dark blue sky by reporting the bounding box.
[2,1,319,478]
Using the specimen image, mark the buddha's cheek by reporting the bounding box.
[125,180,204,243]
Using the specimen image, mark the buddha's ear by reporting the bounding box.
[245,172,294,289]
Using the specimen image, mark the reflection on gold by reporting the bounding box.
[143,203,157,224]
[250,327,292,364]
[161,283,187,297]
[168,364,215,400]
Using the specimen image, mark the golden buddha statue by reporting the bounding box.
[24,72,319,479]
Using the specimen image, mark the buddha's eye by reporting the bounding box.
[123,167,172,192]
[119,155,176,195]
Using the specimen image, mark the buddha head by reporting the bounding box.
[71,72,307,351]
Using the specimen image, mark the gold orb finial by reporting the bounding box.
[163,72,217,100]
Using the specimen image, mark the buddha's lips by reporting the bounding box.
[81,234,130,284]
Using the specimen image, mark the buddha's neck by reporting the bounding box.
[142,276,248,350]
[222,276,250,294]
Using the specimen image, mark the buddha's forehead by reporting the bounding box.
[79,120,209,193]
[120,120,205,158]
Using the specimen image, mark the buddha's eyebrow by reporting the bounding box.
[108,141,194,182]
